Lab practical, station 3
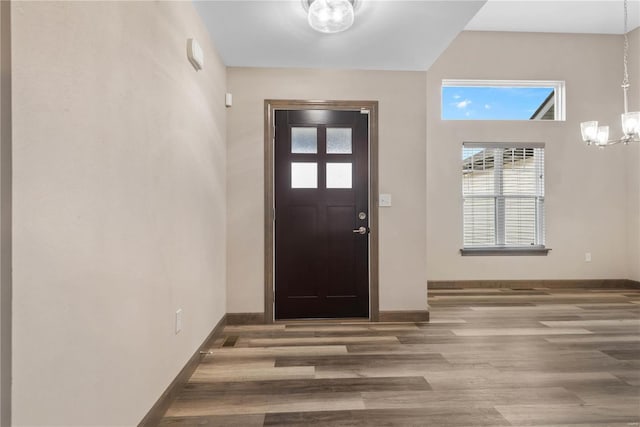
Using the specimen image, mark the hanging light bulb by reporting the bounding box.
[306,0,355,34]
[622,111,640,138]
[581,121,599,145]
[596,126,610,146]
[580,0,640,147]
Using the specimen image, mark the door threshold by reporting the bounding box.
[275,317,370,324]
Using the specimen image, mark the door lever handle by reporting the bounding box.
[352,226,367,235]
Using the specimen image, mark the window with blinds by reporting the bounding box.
[462,142,545,248]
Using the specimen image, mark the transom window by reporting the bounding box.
[462,142,545,251]
[442,80,566,121]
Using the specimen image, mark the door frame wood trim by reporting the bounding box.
[264,100,379,324]
[1,1,12,424]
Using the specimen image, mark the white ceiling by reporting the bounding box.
[194,0,640,71]
[467,0,640,34]
[193,1,486,71]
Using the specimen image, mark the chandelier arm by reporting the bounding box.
[586,136,640,146]
[605,139,626,146]
[603,136,640,146]
[593,140,623,147]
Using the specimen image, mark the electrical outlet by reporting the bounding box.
[175,309,182,334]
[585,252,592,263]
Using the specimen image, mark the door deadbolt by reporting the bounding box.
[358,212,367,220]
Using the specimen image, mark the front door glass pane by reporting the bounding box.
[327,128,352,154]
[291,162,318,188]
[291,127,317,153]
[326,163,352,188]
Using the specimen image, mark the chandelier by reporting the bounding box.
[580,0,640,147]
[302,0,358,34]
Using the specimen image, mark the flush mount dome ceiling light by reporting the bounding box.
[303,0,358,34]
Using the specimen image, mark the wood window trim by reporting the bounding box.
[264,100,380,323]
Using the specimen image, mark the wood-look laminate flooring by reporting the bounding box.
[159,288,640,426]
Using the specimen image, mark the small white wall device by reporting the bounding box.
[187,38,204,71]
[225,93,233,107]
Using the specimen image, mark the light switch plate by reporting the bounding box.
[379,193,392,207]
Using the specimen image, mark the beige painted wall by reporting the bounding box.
[11,2,227,425]
[0,1,11,425]
[626,28,640,282]
[227,68,427,313]
[427,31,630,281]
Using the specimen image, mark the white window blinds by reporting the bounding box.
[462,143,545,248]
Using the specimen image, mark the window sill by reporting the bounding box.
[460,247,551,256]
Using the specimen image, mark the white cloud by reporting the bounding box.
[484,104,491,109]
[465,111,472,117]
[456,99,472,109]
[453,95,461,99]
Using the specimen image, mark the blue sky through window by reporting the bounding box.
[442,86,554,120]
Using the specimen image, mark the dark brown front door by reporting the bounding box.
[275,110,369,319]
